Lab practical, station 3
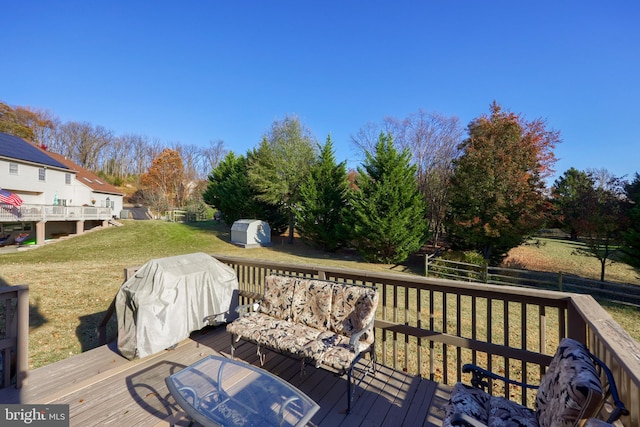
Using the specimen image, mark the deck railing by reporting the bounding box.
[213,254,640,426]
[0,203,112,222]
[8,254,638,424]
[0,285,29,389]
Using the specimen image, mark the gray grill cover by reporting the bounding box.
[116,253,238,360]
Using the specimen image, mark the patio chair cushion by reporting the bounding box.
[291,279,333,330]
[443,338,604,427]
[259,274,296,320]
[443,383,537,427]
[228,275,378,371]
[330,284,378,348]
[535,338,603,426]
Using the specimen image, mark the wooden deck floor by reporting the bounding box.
[0,326,450,426]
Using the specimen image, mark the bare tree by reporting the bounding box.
[173,143,203,182]
[103,135,131,180]
[402,111,463,245]
[15,107,59,149]
[351,109,463,245]
[588,168,624,192]
[202,139,228,177]
[54,121,114,172]
[350,119,402,161]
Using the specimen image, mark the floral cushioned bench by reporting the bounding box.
[226,274,379,413]
[443,338,629,427]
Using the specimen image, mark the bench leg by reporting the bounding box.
[347,365,353,414]
[229,334,236,359]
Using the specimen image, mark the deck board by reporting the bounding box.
[0,326,449,426]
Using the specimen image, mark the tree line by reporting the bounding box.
[0,102,227,185]
[2,100,639,279]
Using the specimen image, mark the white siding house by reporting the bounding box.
[1,133,73,205]
[0,132,123,245]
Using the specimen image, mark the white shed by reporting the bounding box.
[230,219,272,248]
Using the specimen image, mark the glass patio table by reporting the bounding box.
[165,355,320,427]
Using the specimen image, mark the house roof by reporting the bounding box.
[46,151,124,196]
[0,132,69,169]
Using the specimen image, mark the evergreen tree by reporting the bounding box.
[550,168,594,240]
[248,116,317,243]
[447,103,558,264]
[203,151,286,231]
[351,133,429,263]
[621,173,640,270]
[296,136,351,251]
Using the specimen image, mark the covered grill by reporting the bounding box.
[115,252,238,359]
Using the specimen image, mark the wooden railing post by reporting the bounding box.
[558,271,563,291]
[566,298,586,343]
[16,286,29,388]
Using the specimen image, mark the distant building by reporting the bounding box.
[0,132,121,245]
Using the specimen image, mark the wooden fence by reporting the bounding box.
[425,255,640,306]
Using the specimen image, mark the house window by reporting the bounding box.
[65,173,71,185]
[39,168,46,181]
[9,163,18,175]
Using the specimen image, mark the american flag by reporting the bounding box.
[0,188,23,207]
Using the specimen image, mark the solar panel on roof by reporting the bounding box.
[0,132,69,169]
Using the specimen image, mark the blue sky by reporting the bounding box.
[2,1,638,184]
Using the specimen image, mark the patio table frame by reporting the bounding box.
[165,355,319,427]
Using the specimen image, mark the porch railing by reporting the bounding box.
[0,204,112,222]
[0,285,29,389]
[212,254,640,425]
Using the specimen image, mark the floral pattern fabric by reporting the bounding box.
[259,275,295,321]
[443,338,603,427]
[291,279,333,330]
[226,274,379,371]
[330,284,378,346]
[535,338,603,427]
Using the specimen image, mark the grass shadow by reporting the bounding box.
[77,310,118,352]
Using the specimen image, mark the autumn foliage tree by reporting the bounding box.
[140,148,186,213]
[447,102,559,263]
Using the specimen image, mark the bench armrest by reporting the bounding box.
[349,317,375,352]
[462,363,540,392]
[235,301,262,316]
[202,312,229,325]
[589,353,630,423]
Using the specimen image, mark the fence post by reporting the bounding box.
[558,272,563,292]
[425,255,430,277]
